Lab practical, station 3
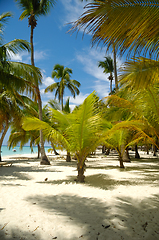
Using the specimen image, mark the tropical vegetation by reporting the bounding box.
[15,0,56,165]
[1,0,159,183]
[45,64,81,111]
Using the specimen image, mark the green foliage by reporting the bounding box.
[71,0,159,58]
[45,64,81,110]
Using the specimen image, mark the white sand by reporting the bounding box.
[0,150,159,240]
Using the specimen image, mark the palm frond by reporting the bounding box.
[120,57,159,89]
[70,0,159,58]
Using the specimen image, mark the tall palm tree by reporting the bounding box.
[45,64,81,110]
[15,0,56,165]
[70,0,159,90]
[0,12,42,161]
[98,56,114,94]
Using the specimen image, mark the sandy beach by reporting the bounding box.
[0,150,159,240]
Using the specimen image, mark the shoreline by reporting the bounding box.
[0,150,159,240]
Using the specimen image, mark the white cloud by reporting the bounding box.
[43,76,55,87]
[9,49,48,64]
[34,50,48,62]
[75,47,124,97]
[9,51,29,63]
[65,92,89,106]
[60,0,85,24]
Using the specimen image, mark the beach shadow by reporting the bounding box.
[0,227,42,240]
[25,193,159,240]
[0,162,62,182]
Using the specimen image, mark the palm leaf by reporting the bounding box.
[70,0,159,58]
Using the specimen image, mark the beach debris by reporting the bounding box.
[142,222,148,231]
[102,224,110,229]
[33,226,39,232]
[44,178,48,181]
[52,237,57,239]
[1,223,8,230]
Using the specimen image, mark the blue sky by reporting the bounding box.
[1,0,123,145]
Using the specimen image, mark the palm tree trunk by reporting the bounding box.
[102,145,106,153]
[61,92,64,111]
[123,146,131,162]
[118,148,125,168]
[113,47,118,90]
[135,145,140,158]
[37,144,41,159]
[110,79,112,94]
[30,24,50,165]
[77,162,85,182]
[51,142,59,155]
[0,120,9,162]
[119,154,125,168]
[66,151,71,162]
[76,155,86,182]
[105,148,110,155]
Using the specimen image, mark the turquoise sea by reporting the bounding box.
[1,145,52,157]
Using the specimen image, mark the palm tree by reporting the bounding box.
[71,0,159,58]
[22,92,111,182]
[0,13,43,161]
[0,91,19,161]
[45,64,81,110]
[70,0,159,90]
[15,0,56,165]
[98,56,114,94]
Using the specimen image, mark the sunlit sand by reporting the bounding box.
[0,150,159,240]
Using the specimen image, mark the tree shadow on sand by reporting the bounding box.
[25,193,159,240]
[0,159,62,183]
[0,227,43,240]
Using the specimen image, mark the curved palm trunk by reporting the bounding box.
[51,142,59,155]
[113,47,118,90]
[0,120,9,161]
[105,148,110,155]
[102,145,106,153]
[37,144,41,159]
[30,24,50,165]
[123,146,131,162]
[135,145,140,159]
[153,144,157,156]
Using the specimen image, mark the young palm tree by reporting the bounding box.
[98,56,114,94]
[22,92,111,182]
[15,0,56,165]
[45,64,81,110]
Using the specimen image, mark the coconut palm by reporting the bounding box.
[98,56,114,94]
[45,64,81,110]
[15,0,56,165]
[0,90,20,161]
[104,82,159,159]
[22,92,111,182]
[0,13,43,161]
[71,0,159,58]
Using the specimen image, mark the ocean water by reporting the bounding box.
[1,145,52,157]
